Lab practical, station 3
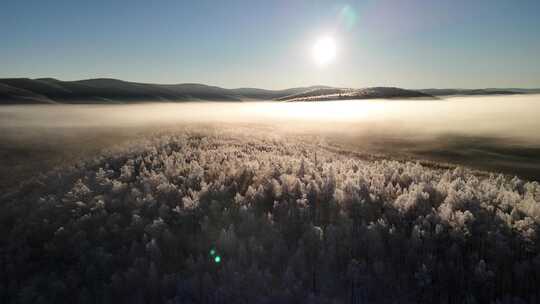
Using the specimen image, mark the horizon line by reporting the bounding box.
[2,76,540,91]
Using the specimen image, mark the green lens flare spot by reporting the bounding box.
[210,249,216,256]
[339,5,357,30]
[214,255,221,263]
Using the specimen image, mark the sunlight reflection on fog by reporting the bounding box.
[1,94,539,142]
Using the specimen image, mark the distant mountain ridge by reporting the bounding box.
[0,78,538,104]
[0,78,334,104]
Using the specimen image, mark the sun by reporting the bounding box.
[312,36,337,66]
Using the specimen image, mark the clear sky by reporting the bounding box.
[1,0,539,89]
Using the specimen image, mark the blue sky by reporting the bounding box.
[1,0,539,89]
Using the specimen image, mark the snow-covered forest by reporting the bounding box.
[1,128,539,303]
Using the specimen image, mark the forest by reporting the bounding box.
[1,127,539,303]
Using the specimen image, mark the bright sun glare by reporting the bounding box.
[312,36,337,66]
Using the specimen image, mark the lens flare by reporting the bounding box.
[339,5,358,30]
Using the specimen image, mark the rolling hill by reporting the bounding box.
[0,78,244,104]
[1,78,538,104]
[0,78,334,104]
[419,88,526,96]
[277,87,436,101]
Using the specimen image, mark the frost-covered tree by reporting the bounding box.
[1,128,539,303]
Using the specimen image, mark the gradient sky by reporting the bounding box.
[1,0,539,89]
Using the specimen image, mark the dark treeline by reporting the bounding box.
[1,129,539,303]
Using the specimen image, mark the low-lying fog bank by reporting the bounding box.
[1,95,539,139]
[0,94,539,189]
